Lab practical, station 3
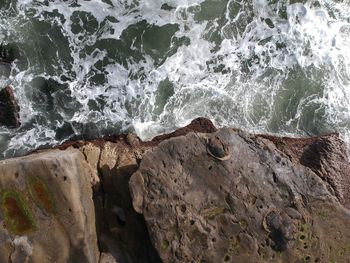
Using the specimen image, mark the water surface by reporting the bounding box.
[0,0,349,158]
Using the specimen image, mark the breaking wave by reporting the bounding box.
[0,0,349,158]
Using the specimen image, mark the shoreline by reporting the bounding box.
[0,118,350,262]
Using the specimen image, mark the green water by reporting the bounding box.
[0,0,349,158]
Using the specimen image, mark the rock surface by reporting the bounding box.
[0,85,21,128]
[0,148,99,263]
[130,128,350,263]
[1,118,350,263]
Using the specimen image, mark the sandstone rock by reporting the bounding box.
[80,143,101,188]
[99,141,120,172]
[0,85,21,128]
[259,133,350,209]
[126,133,140,147]
[130,128,350,262]
[2,117,350,263]
[0,148,99,263]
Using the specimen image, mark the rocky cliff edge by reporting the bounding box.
[0,118,350,263]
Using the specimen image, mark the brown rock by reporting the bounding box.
[3,117,350,263]
[259,133,350,209]
[206,136,231,160]
[130,128,350,262]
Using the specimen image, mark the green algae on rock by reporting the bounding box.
[0,148,100,263]
[0,190,36,235]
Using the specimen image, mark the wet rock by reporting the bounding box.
[0,43,19,64]
[0,85,21,128]
[0,149,99,263]
[126,133,140,147]
[148,117,217,146]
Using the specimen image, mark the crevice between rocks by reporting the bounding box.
[89,144,161,263]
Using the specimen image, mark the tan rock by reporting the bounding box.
[0,148,99,263]
[126,132,140,147]
[80,143,101,188]
[99,253,117,263]
[99,142,119,171]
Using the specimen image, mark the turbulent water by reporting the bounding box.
[0,0,349,158]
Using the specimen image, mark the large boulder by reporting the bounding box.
[0,148,99,263]
[0,85,21,128]
[130,128,350,262]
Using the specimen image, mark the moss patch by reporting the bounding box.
[160,239,170,252]
[0,190,36,235]
[27,176,56,214]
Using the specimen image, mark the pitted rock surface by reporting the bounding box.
[0,148,99,263]
[2,118,350,263]
[130,128,350,263]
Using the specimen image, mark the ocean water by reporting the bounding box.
[0,0,349,158]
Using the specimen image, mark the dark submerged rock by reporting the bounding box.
[0,43,19,64]
[0,85,21,128]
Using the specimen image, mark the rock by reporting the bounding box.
[0,85,21,128]
[0,43,19,64]
[80,143,101,189]
[99,142,119,172]
[259,133,350,209]
[206,136,231,160]
[89,119,218,263]
[126,133,140,147]
[148,117,217,146]
[99,253,118,263]
[130,128,350,262]
[0,148,99,263]
[2,117,350,263]
[96,140,161,263]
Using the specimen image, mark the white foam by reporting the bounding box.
[0,0,349,156]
